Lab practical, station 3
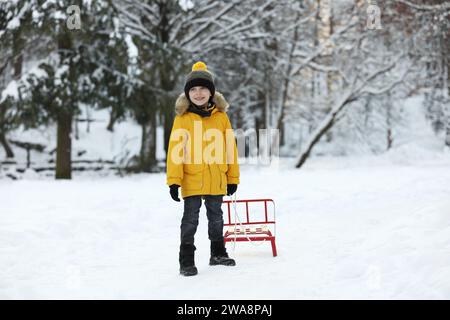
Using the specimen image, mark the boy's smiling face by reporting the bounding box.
[189,86,211,107]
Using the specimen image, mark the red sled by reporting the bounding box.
[222,198,277,257]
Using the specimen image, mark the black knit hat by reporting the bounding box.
[184,61,215,101]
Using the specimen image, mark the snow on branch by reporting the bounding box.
[290,17,359,77]
[294,53,407,169]
[179,1,240,47]
[397,0,450,11]
[294,84,356,168]
[359,65,411,96]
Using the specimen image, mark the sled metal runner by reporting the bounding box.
[222,198,277,257]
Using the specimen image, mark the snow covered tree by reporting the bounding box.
[114,0,283,167]
[294,1,415,168]
[15,0,131,178]
[113,0,186,171]
[1,0,447,177]
[400,0,450,146]
[0,0,37,158]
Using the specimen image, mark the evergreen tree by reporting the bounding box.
[0,0,36,158]
[17,0,130,178]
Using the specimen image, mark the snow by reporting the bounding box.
[55,65,69,80]
[3,108,142,170]
[1,80,19,103]
[179,0,194,10]
[124,34,138,60]
[0,91,448,299]
[7,17,21,30]
[1,155,449,299]
[72,114,140,163]
[1,60,54,104]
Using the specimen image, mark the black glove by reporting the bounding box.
[227,184,237,196]
[169,184,180,202]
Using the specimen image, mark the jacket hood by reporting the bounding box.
[175,91,229,116]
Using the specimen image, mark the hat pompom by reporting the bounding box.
[192,61,208,72]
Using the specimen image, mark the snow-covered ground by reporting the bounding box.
[1,95,449,299]
[1,153,449,299]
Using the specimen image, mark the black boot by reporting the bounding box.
[209,240,236,266]
[179,243,198,276]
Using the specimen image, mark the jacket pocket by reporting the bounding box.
[184,163,204,174]
[182,164,204,191]
[182,172,203,191]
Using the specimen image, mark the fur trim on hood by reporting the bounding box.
[175,91,229,116]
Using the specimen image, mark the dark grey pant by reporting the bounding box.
[180,195,224,245]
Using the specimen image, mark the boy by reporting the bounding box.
[166,61,240,276]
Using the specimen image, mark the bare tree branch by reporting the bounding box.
[397,0,450,11]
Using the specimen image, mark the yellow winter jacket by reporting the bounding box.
[166,92,240,198]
